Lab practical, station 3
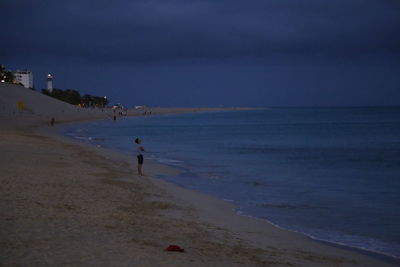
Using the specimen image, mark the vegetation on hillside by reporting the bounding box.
[42,88,109,107]
[0,64,16,83]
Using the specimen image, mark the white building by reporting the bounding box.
[13,70,33,89]
[47,73,53,92]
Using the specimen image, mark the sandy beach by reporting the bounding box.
[0,83,397,266]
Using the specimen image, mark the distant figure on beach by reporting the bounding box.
[50,117,55,126]
[135,138,145,176]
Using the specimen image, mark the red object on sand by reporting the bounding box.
[164,245,185,252]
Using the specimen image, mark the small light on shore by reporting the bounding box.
[1,79,4,83]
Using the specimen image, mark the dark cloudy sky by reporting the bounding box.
[1,0,399,107]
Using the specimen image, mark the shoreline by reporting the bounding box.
[1,116,396,266]
[60,111,400,263]
[58,116,399,266]
[156,166,400,265]
[1,84,398,266]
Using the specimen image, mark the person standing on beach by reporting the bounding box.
[135,138,144,176]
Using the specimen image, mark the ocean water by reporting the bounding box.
[63,107,400,258]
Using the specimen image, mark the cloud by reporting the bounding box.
[1,0,399,65]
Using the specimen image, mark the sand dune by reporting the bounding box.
[0,83,114,129]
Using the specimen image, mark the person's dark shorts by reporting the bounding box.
[137,154,144,165]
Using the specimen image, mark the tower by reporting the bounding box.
[47,73,53,92]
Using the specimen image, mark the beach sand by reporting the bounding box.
[0,83,397,266]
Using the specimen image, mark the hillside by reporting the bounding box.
[0,83,111,129]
